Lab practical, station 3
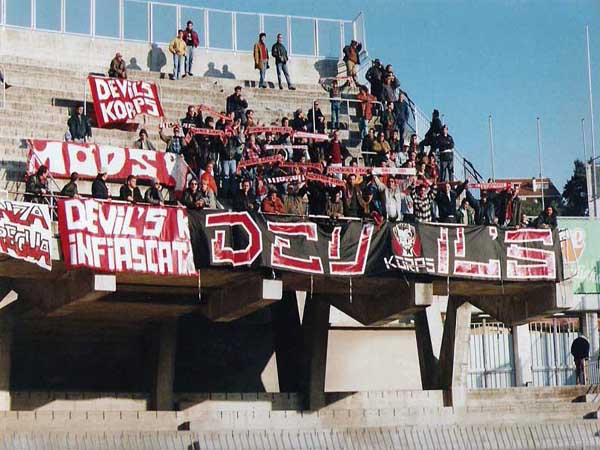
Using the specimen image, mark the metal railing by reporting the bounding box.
[0,0,365,60]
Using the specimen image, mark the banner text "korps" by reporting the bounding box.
[88,76,165,127]
[58,199,196,276]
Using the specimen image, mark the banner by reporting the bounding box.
[188,212,563,281]
[558,218,600,293]
[292,131,330,141]
[57,199,196,276]
[0,200,52,271]
[305,173,346,187]
[28,141,188,191]
[327,166,416,176]
[198,105,232,122]
[468,182,513,191]
[237,155,284,170]
[246,127,293,135]
[264,175,305,185]
[88,76,164,127]
[279,162,323,173]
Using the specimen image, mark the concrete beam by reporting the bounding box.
[581,313,599,360]
[13,271,115,315]
[414,301,443,390]
[438,296,472,407]
[200,278,282,322]
[301,294,330,411]
[327,282,433,326]
[466,281,574,326]
[150,319,178,411]
[513,324,533,386]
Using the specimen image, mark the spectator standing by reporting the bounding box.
[233,179,258,212]
[357,85,376,140]
[253,33,269,88]
[571,335,590,385]
[438,125,455,182]
[497,186,522,228]
[419,109,443,154]
[456,198,475,225]
[92,168,109,200]
[465,189,497,226]
[410,181,438,223]
[25,166,49,203]
[361,128,376,166]
[365,59,385,101]
[159,123,185,154]
[395,92,411,144]
[373,175,408,222]
[283,184,305,215]
[372,131,391,165]
[182,21,199,77]
[226,86,249,125]
[169,30,187,81]
[326,188,344,219]
[342,40,362,85]
[108,52,127,79]
[325,130,351,171]
[119,175,143,203]
[381,102,397,141]
[183,179,203,209]
[381,76,398,104]
[133,129,157,151]
[67,105,92,143]
[307,101,326,134]
[220,124,243,199]
[343,174,366,218]
[144,178,164,206]
[271,33,295,90]
[320,78,345,130]
[534,206,558,229]
[181,105,202,135]
[60,172,80,198]
[435,180,467,223]
[198,177,217,209]
[262,189,285,214]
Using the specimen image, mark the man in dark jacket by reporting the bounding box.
[119,175,143,203]
[365,59,385,101]
[181,105,202,135]
[144,178,164,206]
[182,20,199,76]
[67,106,92,143]
[534,205,558,229]
[108,52,127,78]
[60,172,80,198]
[298,181,327,215]
[437,125,455,182]
[233,179,258,212]
[435,180,468,223]
[226,86,249,124]
[25,166,49,204]
[395,91,411,143]
[92,168,109,200]
[271,34,295,90]
[307,101,326,134]
[465,189,497,226]
[572,335,590,385]
[419,109,443,154]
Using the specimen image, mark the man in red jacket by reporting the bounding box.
[261,189,285,214]
[182,20,200,77]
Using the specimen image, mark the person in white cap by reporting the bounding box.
[92,167,109,200]
[108,52,127,79]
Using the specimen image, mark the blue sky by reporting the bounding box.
[5,0,600,189]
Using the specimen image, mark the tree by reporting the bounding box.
[561,159,588,216]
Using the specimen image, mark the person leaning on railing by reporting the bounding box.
[144,178,164,206]
[533,205,558,230]
[119,175,143,204]
[92,167,109,200]
[25,165,49,204]
[133,128,157,151]
[60,172,80,198]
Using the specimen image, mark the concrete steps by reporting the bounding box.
[466,386,596,406]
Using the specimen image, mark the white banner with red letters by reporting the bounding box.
[57,199,196,276]
[0,200,52,271]
[27,140,188,192]
[88,75,165,127]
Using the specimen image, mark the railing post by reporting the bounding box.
[60,0,65,32]
[31,0,35,29]
[83,73,87,116]
[0,0,5,26]
[259,13,264,33]
[339,21,345,58]
[118,0,124,40]
[90,0,95,36]
[204,9,209,49]
[175,4,181,32]
[287,16,292,56]
[232,12,236,51]
[148,2,152,43]
[314,19,319,57]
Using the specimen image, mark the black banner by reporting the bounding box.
[188,211,564,282]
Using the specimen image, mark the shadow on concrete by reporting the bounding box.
[147,44,167,72]
[203,62,237,79]
[314,59,339,79]
[126,57,142,71]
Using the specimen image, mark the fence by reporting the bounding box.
[467,321,515,389]
[0,0,365,59]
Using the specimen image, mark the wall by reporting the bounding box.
[0,27,338,84]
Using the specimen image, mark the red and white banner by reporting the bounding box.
[264,175,305,185]
[327,166,416,176]
[27,141,189,192]
[0,200,52,271]
[198,104,232,122]
[305,173,346,187]
[246,126,294,135]
[57,199,196,276]
[468,182,515,191]
[292,131,330,141]
[237,155,284,170]
[263,145,308,151]
[279,162,323,173]
[88,76,164,127]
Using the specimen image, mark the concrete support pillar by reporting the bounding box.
[438,296,472,407]
[0,315,12,411]
[301,294,330,411]
[512,324,533,386]
[271,291,304,392]
[414,302,443,390]
[581,312,599,359]
[151,319,178,411]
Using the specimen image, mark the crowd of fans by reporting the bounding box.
[25,34,558,230]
